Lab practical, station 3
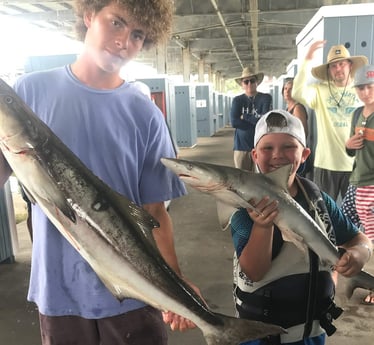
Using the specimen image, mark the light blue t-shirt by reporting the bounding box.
[14,66,186,318]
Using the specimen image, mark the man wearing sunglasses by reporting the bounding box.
[230,67,273,171]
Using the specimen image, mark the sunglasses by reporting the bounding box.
[243,78,257,85]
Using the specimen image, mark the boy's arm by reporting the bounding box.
[323,191,372,276]
[143,201,199,331]
[336,232,372,277]
[237,198,279,282]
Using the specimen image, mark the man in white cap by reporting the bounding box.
[230,67,273,171]
[292,40,368,202]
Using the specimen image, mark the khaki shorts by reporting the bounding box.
[233,150,255,171]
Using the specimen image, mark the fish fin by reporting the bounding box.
[53,199,77,223]
[216,202,237,230]
[278,226,308,254]
[19,184,36,204]
[264,164,292,192]
[32,183,76,223]
[216,200,264,231]
[94,267,143,302]
[104,188,159,245]
[204,312,286,345]
[95,274,128,301]
[10,160,77,223]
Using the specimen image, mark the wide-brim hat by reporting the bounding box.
[311,44,368,81]
[235,67,264,85]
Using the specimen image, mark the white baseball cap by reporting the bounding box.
[254,109,306,147]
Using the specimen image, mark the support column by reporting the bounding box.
[220,77,226,93]
[198,56,205,83]
[215,71,222,91]
[182,46,191,83]
[209,64,215,84]
[155,42,167,74]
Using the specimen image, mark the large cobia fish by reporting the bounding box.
[161,158,374,298]
[0,78,285,345]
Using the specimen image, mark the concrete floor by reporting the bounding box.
[0,127,373,345]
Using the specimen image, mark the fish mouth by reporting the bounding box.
[178,173,202,184]
[178,173,194,178]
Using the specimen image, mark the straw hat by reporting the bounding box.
[235,67,264,85]
[311,44,368,81]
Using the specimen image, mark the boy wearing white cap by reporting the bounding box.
[231,110,372,345]
[292,40,368,202]
[344,64,374,304]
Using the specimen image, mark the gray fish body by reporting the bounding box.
[161,158,374,297]
[0,79,285,345]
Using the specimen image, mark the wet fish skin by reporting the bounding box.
[161,157,374,298]
[0,78,285,345]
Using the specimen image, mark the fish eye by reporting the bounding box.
[187,163,193,171]
[5,96,13,104]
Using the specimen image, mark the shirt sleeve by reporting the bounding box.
[292,60,318,109]
[322,191,360,245]
[230,208,254,257]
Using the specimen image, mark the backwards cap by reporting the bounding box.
[254,110,306,147]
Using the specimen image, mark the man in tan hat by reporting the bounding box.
[230,67,273,171]
[292,40,368,201]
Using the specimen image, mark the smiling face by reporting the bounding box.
[83,3,147,74]
[252,133,310,183]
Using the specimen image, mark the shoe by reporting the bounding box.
[362,293,374,305]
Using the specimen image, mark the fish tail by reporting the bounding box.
[203,313,286,345]
[345,276,359,299]
[345,270,374,299]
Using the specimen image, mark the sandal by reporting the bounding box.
[362,293,374,305]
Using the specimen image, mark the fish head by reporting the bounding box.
[161,158,257,229]
[0,79,42,154]
[161,157,231,192]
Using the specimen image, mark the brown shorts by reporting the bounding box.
[39,306,168,345]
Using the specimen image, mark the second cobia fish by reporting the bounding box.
[161,157,374,298]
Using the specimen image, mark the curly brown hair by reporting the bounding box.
[73,0,174,49]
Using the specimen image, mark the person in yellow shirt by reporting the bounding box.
[292,40,368,201]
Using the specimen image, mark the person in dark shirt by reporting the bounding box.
[230,67,273,171]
